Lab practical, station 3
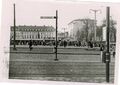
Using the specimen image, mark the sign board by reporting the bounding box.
[40,16,56,19]
[102,27,106,41]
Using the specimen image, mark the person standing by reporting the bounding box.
[64,40,67,47]
[29,40,33,51]
[113,45,116,58]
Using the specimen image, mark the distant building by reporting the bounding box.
[68,19,84,39]
[58,32,69,40]
[10,25,56,45]
[68,19,94,41]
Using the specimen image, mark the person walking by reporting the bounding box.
[64,40,67,47]
[29,40,33,51]
[113,45,116,58]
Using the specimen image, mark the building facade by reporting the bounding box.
[68,19,94,42]
[68,19,85,39]
[10,25,56,45]
[58,32,69,40]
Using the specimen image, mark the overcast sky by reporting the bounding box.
[9,0,120,32]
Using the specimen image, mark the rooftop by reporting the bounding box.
[11,25,55,31]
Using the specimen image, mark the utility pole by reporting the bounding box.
[55,10,58,61]
[40,10,58,61]
[106,6,110,83]
[13,3,17,50]
[89,9,101,41]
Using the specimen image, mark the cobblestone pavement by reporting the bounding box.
[9,46,115,83]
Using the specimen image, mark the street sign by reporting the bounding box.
[40,10,58,61]
[40,16,56,19]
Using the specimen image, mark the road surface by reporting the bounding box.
[9,46,115,83]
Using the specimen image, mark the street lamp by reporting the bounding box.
[106,6,110,83]
[89,9,101,41]
[13,3,17,50]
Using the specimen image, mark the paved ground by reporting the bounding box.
[9,46,115,83]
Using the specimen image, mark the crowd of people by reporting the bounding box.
[28,40,102,48]
[27,40,116,57]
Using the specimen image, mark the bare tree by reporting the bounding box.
[96,26,102,41]
[82,18,94,42]
[74,18,95,42]
[101,19,117,42]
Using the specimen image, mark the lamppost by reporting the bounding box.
[101,7,111,83]
[89,9,101,41]
[106,6,110,83]
[40,10,58,61]
[13,3,17,50]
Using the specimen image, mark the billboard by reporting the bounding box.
[102,27,106,41]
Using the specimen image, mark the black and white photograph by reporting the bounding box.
[1,0,120,85]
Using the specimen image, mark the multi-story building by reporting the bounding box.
[58,32,69,40]
[10,25,56,45]
[68,19,84,38]
[68,19,94,42]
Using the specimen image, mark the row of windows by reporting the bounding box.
[20,32,54,36]
[22,35,54,39]
[21,33,54,38]
[16,35,55,39]
[13,33,55,39]
[11,28,55,32]
[11,31,55,37]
